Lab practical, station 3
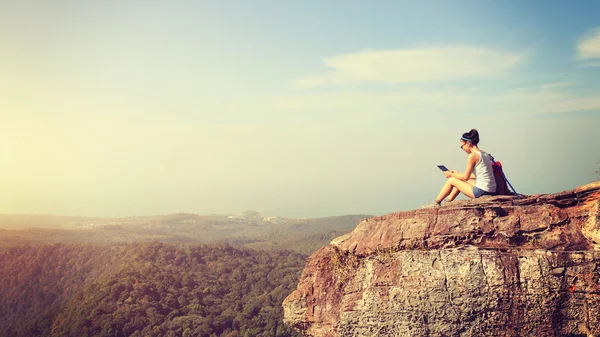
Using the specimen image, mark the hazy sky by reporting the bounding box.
[1,0,599,218]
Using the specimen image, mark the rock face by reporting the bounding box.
[283,182,600,337]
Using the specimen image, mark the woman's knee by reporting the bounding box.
[447,177,460,186]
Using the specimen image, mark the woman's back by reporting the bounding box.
[472,150,497,193]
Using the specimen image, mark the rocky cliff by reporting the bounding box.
[283,182,600,337]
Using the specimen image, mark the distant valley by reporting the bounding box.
[0,212,372,254]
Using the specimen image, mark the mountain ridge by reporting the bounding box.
[0,213,372,255]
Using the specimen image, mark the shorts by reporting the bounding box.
[473,186,494,198]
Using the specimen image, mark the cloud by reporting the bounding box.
[293,47,524,88]
[271,83,600,119]
[576,27,600,60]
[539,81,573,89]
[274,89,478,114]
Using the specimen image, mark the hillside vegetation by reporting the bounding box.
[0,242,305,337]
[0,213,370,255]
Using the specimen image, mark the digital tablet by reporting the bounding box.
[437,165,449,172]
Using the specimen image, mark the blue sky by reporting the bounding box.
[1,1,599,218]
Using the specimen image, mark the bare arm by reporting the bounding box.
[445,153,478,181]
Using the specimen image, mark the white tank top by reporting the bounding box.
[472,150,497,193]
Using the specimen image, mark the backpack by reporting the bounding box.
[490,160,510,195]
[488,153,524,197]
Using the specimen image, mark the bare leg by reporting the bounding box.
[447,187,460,201]
[436,177,476,202]
[448,180,476,201]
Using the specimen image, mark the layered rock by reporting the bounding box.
[283,182,600,337]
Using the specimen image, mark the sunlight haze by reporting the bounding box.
[1,1,599,218]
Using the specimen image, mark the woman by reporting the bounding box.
[424,129,497,208]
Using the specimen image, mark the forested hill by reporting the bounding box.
[0,213,371,255]
[0,242,305,337]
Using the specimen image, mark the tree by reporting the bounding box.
[242,211,261,220]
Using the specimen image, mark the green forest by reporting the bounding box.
[0,213,369,255]
[0,242,306,337]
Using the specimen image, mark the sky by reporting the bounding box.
[1,0,599,218]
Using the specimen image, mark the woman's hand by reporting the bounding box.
[443,170,458,178]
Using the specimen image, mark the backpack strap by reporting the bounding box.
[488,153,525,198]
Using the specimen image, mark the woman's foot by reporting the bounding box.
[421,200,442,209]
[442,199,454,206]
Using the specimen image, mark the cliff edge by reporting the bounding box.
[283,182,600,337]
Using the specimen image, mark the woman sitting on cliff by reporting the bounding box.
[424,129,497,208]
